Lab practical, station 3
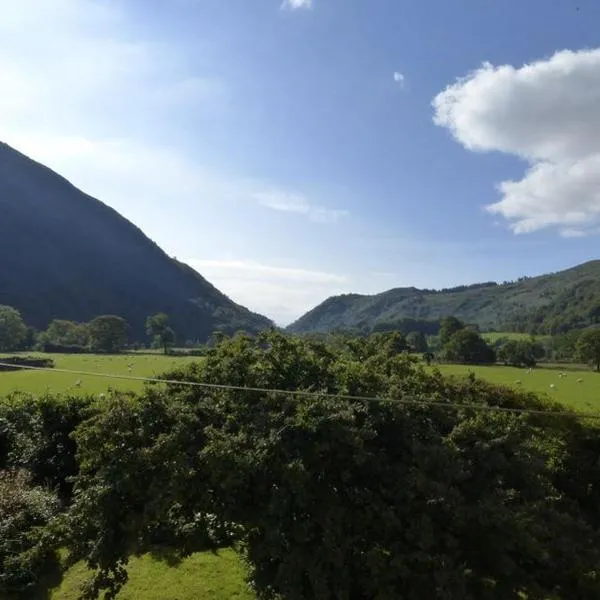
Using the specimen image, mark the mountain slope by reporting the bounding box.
[288,261,600,335]
[0,142,272,340]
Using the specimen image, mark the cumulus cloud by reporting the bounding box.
[433,48,600,237]
[254,191,348,223]
[186,259,349,324]
[281,0,313,9]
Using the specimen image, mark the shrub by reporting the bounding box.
[0,393,97,501]
[0,470,60,599]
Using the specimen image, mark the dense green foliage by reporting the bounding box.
[497,339,545,368]
[439,316,465,346]
[576,328,600,371]
[2,332,597,599]
[38,319,90,348]
[443,329,496,364]
[406,330,428,352]
[2,332,600,599]
[88,316,129,353]
[0,142,271,342]
[0,305,27,352]
[288,260,600,335]
[0,469,61,598]
[146,313,176,354]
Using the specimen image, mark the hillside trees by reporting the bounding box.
[0,305,27,351]
[88,316,129,353]
[576,328,600,371]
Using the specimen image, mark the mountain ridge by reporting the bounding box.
[0,142,272,341]
[288,260,600,335]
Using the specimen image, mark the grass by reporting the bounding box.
[49,549,254,600]
[0,352,201,396]
[434,363,600,415]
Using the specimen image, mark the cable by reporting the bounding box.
[1,361,600,421]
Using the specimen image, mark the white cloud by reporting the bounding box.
[281,0,313,10]
[254,191,349,223]
[433,48,600,237]
[186,259,349,324]
[393,72,405,86]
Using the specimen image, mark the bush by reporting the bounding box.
[0,393,97,501]
[0,470,61,599]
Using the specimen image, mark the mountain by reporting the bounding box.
[288,261,600,335]
[0,142,272,341]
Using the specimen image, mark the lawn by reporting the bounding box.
[434,363,600,415]
[49,549,254,600]
[0,352,201,396]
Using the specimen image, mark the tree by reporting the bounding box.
[406,331,428,353]
[497,339,545,368]
[38,319,89,347]
[439,316,464,346]
[146,313,176,354]
[576,328,600,371]
[56,331,600,599]
[0,305,28,351]
[444,329,496,364]
[88,316,129,353]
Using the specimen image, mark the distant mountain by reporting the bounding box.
[0,142,272,341]
[288,261,600,335]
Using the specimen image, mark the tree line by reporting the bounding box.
[0,305,178,355]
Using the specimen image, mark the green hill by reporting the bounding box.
[0,142,272,341]
[288,261,600,335]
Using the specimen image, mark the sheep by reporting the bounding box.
[514,380,522,385]
[74,379,82,388]
[577,378,584,383]
[549,384,556,390]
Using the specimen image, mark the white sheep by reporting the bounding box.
[549,384,556,390]
[514,380,522,385]
[577,378,584,383]
[74,379,82,388]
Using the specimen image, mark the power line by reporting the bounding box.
[1,361,600,421]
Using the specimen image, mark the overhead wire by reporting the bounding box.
[1,361,600,421]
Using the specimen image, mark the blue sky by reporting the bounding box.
[2,0,600,323]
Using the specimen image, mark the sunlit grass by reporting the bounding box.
[0,352,201,396]
[50,549,254,600]
[433,363,600,415]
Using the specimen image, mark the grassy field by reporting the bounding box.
[0,352,201,396]
[49,549,253,600]
[434,363,600,415]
